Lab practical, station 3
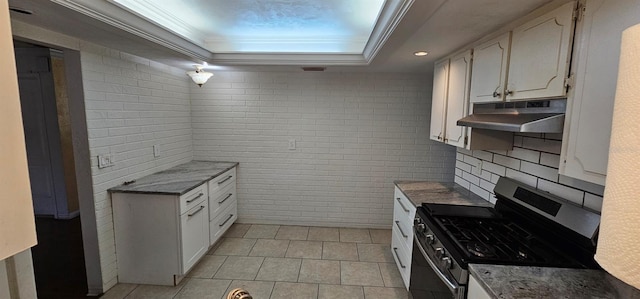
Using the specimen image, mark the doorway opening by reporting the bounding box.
[14,40,98,298]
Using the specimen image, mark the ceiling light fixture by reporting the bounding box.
[186,65,213,87]
[414,51,429,57]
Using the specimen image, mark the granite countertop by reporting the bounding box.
[394,180,493,207]
[108,161,238,195]
[469,264,640,299]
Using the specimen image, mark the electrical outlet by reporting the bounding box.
[98,154,113,169]
[153,144,161,157]
[288,139,296,150]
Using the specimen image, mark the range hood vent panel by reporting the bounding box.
[456,99,567,133]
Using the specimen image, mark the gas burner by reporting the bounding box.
[466,242,496,258]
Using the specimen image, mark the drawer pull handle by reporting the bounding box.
[188,205,205,217]
[219,214,234,227]
[396,197,410,213]
[393,247,406,268]
[395,221,408,238]
[218,176,233,185]
[186,193,204,203]
[218,193,233,204]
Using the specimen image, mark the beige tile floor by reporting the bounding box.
[101,224,407,299]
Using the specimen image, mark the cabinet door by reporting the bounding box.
[181,200,209,274]
[469,33,511,103]
[430,59,449,142]
[445,50,472,148]
[560,0,640,185]
[507,1,576,100]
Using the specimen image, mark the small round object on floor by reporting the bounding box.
[227,288,252,299]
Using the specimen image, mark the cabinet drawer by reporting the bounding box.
[392,208,414,251]
[209,203,237,246]
[394,188,416,219]
[209,183,236,221]
[208,168,236,195]
[179,183,208,215]
[391,225,411,290]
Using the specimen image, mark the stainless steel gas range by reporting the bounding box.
[409,177,601,299]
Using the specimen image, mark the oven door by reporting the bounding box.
[410,235,465,299]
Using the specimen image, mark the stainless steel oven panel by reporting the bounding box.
[416,222,467,285]
[413,234,465,299]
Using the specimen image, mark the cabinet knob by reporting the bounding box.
[505,90,513,96]
[492,91,501,98]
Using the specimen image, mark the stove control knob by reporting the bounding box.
[441,257,452,269]
[417,223,426,232]
[425,234,435,244]
[435,248,445,258]
[414,217,421,225]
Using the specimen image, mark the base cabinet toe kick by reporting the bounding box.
[111,164,238,286]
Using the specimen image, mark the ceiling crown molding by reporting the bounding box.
[50,0,414,66]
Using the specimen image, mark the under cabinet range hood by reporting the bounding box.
[457,99,567,133]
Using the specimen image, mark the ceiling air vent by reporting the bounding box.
[302,67,326,72]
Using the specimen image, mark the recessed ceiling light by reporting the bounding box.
[414,51,429,57]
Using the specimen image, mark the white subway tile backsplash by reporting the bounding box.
[505,169,538,187]
[540,152,561,168]
[472,150,493,161]
[482,161,507,176]
[521,137,562,154]
[493,154,521,170]
[462,171,481,186]
[558,175,605,196]
[520,161,558,182]
[455,175,471,189]
[537,179,585,206]
[470,184,491,200]
[479,179,496,194]
[507,147,540,163]
[584,193,604,213]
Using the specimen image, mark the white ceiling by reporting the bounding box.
[8,0,556,73]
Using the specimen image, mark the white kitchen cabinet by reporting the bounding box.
[468,274,493,299]
[445,50,472,148]
[507,1,577,100]
[470,33,511,103]
[430,58,449,142]
[391,187,416,289]
[560,0,640,185]
[208,167,237,246]
[430,50,512,150]
[112,183,209,285]
[430,51,471,148]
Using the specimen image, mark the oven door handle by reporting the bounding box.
[414,234,461,295]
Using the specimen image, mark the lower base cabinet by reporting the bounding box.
[112,184,210,286]
[468,274,492,299]
[112,167,238,286]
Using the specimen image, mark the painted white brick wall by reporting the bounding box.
[80,43,193,289]
[455,133,605,213]
[191,71,456,228]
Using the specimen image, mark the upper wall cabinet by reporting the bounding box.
[470,33,511,103]
[430,59,449,142]
[430,51,471,148]
[430,50,512,150]
[507,1,577,100]
[560,0,640,185]
[445,50,473,148]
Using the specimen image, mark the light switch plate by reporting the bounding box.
[98,154,113,169]
[288,139,296,150]
[153,144,161,157]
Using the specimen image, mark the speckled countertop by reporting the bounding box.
[394,180,493,207]
[108,161,238,195]
[469,264,640,299]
